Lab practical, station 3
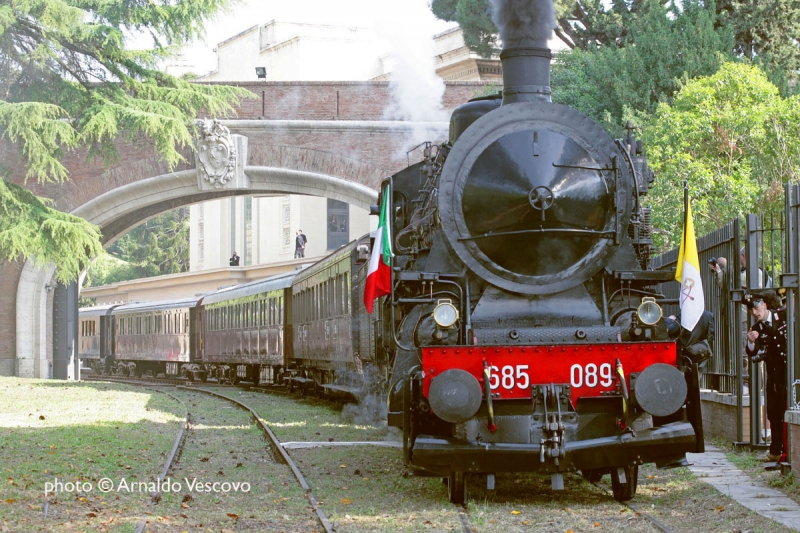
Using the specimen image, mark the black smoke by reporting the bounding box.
[489,0,556,48]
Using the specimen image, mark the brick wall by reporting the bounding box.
[700,391,751,443]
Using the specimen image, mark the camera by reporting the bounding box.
[708,257,717,266]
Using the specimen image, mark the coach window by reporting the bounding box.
[320,282,326,319]
[278,295,283,324]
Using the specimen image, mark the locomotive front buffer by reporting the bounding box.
[402,344,699,495]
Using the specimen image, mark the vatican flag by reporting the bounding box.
[675,201,705,332]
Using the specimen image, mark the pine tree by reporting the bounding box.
[0,0,250,282]
[551,0,734,132]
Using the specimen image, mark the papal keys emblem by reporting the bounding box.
[680,277,696,305]
[196,119,237,188]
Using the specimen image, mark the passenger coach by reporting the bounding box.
[112,297,201,378]
[199,271,296,385]
[289,234,387,394]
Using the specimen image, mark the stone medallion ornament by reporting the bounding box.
[195,119,237,188]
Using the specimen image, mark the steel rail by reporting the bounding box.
[177,386,334,533]
[592,481,675,533]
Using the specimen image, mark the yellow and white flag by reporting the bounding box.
[675,201,705,331]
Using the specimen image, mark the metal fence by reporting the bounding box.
[652,210,786,446]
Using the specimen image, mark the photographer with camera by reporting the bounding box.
[745,290,787,463]
[708,256,727,289]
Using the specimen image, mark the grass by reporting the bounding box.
[3,378,797,533]
[149,388,316,532]
[211,388,391,443]
[0,377,185,532]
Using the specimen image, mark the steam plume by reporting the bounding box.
[489,0,556,48]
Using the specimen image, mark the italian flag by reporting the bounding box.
[675,200,705,332]
[364,188,393,314]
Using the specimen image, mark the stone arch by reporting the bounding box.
[15,167,379,377]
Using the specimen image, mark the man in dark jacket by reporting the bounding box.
[666,310,715,369]
[745,290,787,463]
[229,251,240,266]
[294,230,307,258]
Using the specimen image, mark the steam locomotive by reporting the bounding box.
[378,24,703,504]
[80,4,703,504]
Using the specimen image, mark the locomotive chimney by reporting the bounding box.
[490,0,555,105]
[500,47,551,105]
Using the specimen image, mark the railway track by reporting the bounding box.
[84,377,787,533]
[178,386,335,533]
[88,377,334,531]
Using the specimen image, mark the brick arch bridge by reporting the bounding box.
[1,80,491,377]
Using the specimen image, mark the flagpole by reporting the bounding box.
[683,180,688,240]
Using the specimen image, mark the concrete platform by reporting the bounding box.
[688,444,800,531]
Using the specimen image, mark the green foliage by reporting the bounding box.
[644,62,800,250]
[82,208,189,293]
[0,179,102,283]
[551,0,734,134]
[718,0,800,91]
[106,208,190,279]
[0,0,250,281]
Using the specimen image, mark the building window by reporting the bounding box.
[244,197,253,266]
[327,199,349,250]
[282,198,291,249]
[197,204,205,268]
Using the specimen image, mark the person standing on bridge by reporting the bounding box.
[295,230,307,258]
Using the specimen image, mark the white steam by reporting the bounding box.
[489,0,556,48]
[369,0,450,157]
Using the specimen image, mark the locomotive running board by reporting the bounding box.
[410,421,697,474]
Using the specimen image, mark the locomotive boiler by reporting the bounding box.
[382,0,702,503]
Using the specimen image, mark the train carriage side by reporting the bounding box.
[199,271,297,384]
[111,297,200,377]
[78,304,119,374]
[290,235,375,394]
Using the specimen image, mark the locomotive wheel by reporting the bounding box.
[581,468,604,483]
[611,464,638,502]
[448,471,466,505]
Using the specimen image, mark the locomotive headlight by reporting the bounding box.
[432,299,459,328]
[636,297,662,326]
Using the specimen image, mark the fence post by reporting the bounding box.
[785,184,800,461]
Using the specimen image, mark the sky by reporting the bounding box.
[166,0,455,76]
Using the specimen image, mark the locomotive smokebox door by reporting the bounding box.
[437,102,633,295]
[428,369,483,423]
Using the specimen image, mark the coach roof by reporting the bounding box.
[201,270,299,306]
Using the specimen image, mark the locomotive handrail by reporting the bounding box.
[551,162,614,171]
[458,228,615,241]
